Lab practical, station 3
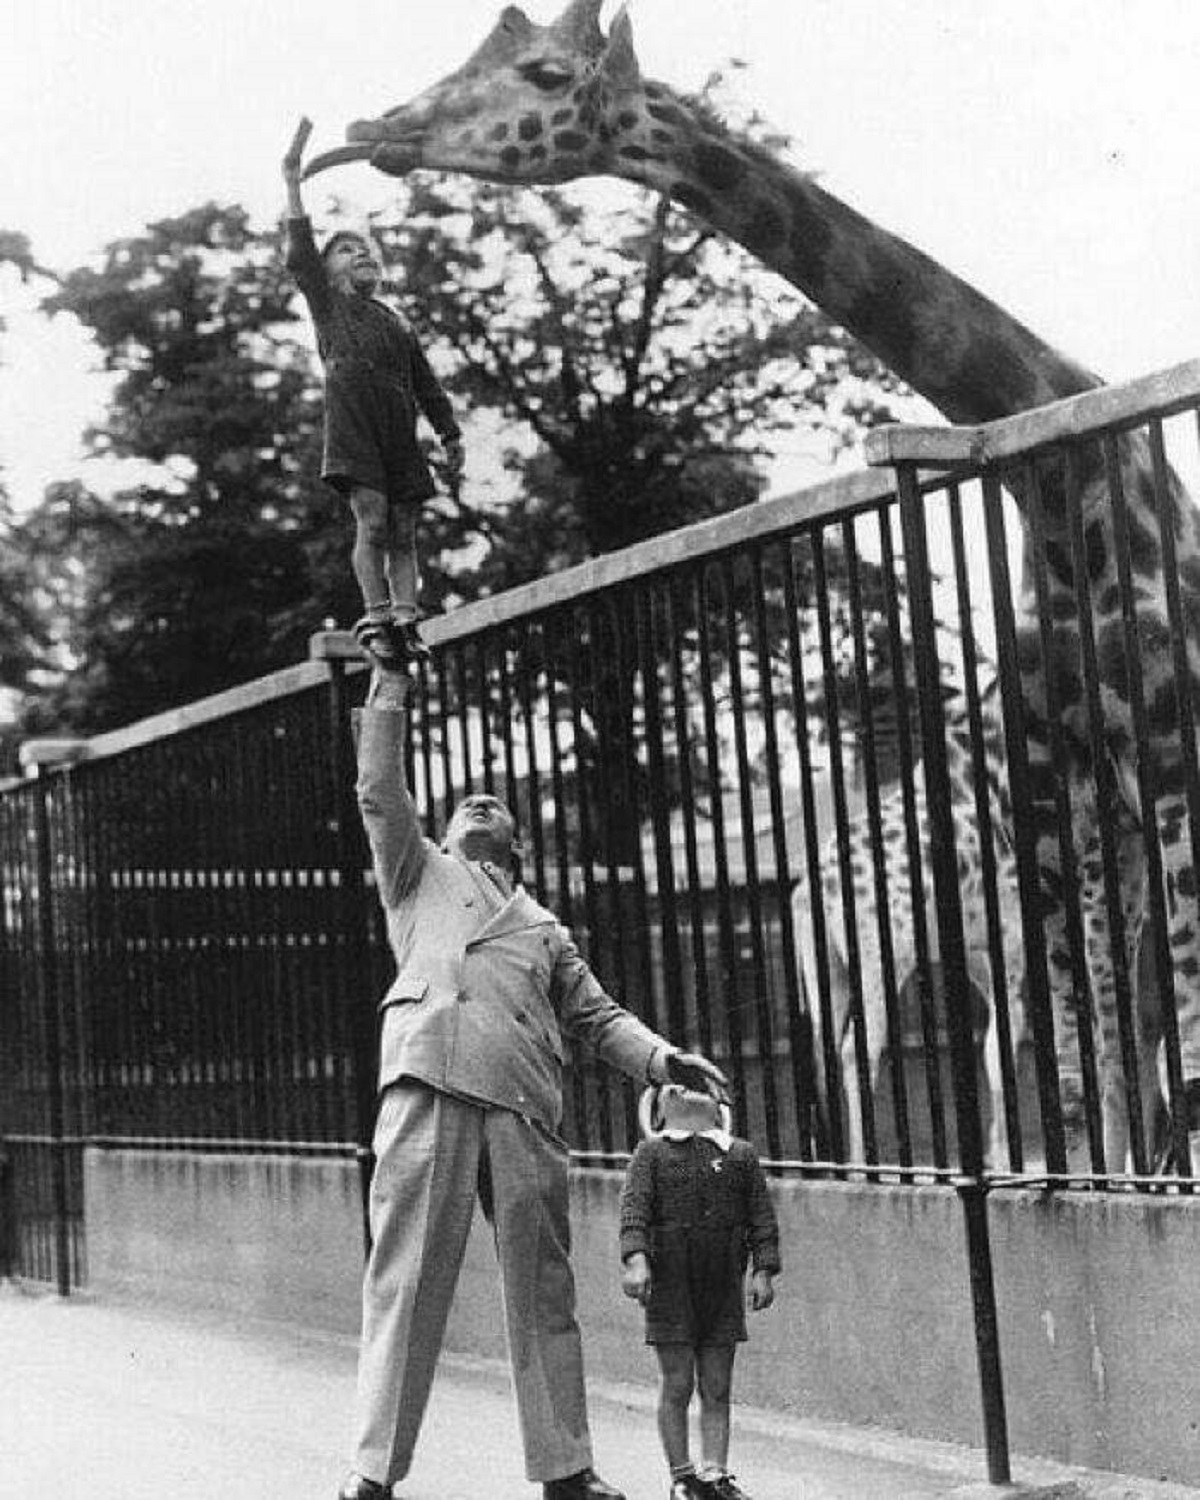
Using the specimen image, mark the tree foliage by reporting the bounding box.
[5,169,909,756]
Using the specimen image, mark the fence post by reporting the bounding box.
[18,738,86,1297]
[311,634,376,1257]
[890,462,1012,1486]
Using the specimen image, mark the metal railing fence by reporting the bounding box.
[5,359,1200,1284]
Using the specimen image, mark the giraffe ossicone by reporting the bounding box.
[310,0,1200,1176]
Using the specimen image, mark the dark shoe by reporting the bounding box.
[391,615,431,661]
[353,615,407,668]
[544,1468,625,1500]
[337,1473,390,1499]
[669,1476,710,1500]
[696,1468,752,1500]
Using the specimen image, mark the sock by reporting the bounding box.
[671,1464,696,1479]
[364,600,391,623]
[390,602,418,624]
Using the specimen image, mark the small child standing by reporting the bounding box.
[281,118,464,665]
[620,1083,780,1500]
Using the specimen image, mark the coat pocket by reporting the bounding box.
[380,975,428,1011]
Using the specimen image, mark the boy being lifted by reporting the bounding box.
[282,117,463,665]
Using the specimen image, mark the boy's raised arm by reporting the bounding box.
[282,117,313,218]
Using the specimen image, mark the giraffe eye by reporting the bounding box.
[518,59,573,91]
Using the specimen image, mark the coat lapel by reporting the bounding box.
[466,886,553,946]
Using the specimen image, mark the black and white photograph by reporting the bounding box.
[2,3,1199,1496]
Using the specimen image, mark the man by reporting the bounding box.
[339,661,728,1500]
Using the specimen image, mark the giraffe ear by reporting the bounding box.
[603,5,640,85]
[550,0,605,46]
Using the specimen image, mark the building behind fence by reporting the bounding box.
[5,359,1200,1481]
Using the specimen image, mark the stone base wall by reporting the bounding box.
[83,1150,1200,1486]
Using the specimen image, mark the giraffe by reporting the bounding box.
[305,0,1200,1175]
[792,670,1030,1170]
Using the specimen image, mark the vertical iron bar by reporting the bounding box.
[640,584,687,1045]
[696,565,746,1131]
[1147,418,1198,1178]
[844,515,911,1167]
[666,570,716,1066]
[567,605,616,1156]
[32,765,71,1296]
[946,484,1023,1171]
[722,552,781,1158]
[782,536,841,1161]
[878,504,948,1169]
[814,529,878,1165]
[1105,432,1187,1179]
[328,660,375,1253]
[1023,457,1105,1173]
[1062,446,1147,1175]
[751,540,809,1161]
[898,461,1009,1485]
[981,474,1067,1175]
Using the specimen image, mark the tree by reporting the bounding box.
[366,176,908,609]
[24,204,354,734]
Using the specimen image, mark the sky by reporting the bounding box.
[3,0,1200,514]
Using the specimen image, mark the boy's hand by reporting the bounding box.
[443,438,465,479]
[621,1253,652,1307]
[749,1269,775,1311]
[283,117,313,182]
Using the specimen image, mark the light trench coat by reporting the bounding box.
[356,704,665,1133]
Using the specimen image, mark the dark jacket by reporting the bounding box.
[286,215,460,502]
[619,1133,782,1275]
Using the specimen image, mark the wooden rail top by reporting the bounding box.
[865,356,1200,469]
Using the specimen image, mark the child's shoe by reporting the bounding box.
[668,1473,710,1500]
[695,1468,752,1500]
[390,614,431,662]
[353,615,407,669]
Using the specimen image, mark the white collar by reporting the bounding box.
[661,1127,732,1152]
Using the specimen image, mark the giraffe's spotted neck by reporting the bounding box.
[607,85,1100,425]
[318,0,1103,425]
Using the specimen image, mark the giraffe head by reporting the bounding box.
[305,0,651,188]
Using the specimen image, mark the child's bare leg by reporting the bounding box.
[385,502,419,622]
[348,487,391,617]
[655,1344,696,1471]
[696,1343,735,1471]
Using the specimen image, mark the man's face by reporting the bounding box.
[324,235,382,295]
[444,793,518,867]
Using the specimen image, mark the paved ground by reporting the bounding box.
[0,1280,1195,1500]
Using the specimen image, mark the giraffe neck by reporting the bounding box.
[620,85,1101,424]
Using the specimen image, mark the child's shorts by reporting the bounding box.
[644,1225,748,1347]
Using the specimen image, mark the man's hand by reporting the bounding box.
[365,662,411,710]
[283,117,313,184]
[621,1253,652,1307]
[749,1269,775,1312]
[656,1049,729,1101]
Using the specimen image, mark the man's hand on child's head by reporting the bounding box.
[749,1270,775,1312]
[621,1253,652,1307]
[662,1050,729,1101]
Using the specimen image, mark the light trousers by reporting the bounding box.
[352,1081,593,1485]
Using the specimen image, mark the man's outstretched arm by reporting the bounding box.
[356,666,427,906]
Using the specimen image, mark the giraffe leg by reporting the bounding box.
[1151,798,1200,1174]
[1041,806,1137,1173]
[1062,824,1150,1175]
